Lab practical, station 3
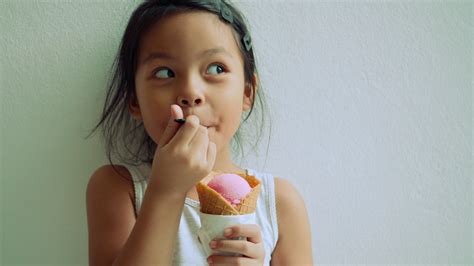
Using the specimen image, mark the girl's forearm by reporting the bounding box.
[112,183,186,265]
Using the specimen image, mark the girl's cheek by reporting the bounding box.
[139,114,165,142]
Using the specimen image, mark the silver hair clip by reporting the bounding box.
[219,4,233,24]
[216,1,251,52]
[242,32,252,51]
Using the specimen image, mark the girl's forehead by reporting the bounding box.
[138,11,242,64]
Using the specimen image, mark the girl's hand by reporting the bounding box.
[207,224,265,265]
[148,104,217,196]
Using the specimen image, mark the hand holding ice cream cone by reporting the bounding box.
[206,223,266,265]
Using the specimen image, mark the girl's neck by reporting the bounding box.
[211,144,245,174]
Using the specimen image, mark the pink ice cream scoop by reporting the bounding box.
[208,173,252,206]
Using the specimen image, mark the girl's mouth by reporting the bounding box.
[174,119,213,129]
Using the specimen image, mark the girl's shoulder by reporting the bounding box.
[87,164,135,206]
[273,176,306,212]
[86,164,137,264]
[270,176,313,263]
[89,164,134,184]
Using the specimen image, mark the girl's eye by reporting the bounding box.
[206,64,225,75]
[154,68,175,79]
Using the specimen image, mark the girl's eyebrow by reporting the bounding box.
[142,52,174,65]
[141,47,233,66]
[199,47,234,60]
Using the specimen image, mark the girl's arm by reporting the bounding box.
[270,177,314,265]
[86,165,185,265]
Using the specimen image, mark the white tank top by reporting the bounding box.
[123,163,279,265]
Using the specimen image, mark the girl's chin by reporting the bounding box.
[207,126,216,135]
[207,126,215,140]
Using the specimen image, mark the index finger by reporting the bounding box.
[224,224,262,244]
[157,104,184,148]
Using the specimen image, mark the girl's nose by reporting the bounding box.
[177,75,205,108]
[177,96,203,107]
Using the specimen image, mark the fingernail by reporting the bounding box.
[224,228,232,237]
[210,240,217,249]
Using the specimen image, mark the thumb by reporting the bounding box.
[157,104,183,148]
[206,141,217,172]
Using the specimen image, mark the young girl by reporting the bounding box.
[86,0,313,265]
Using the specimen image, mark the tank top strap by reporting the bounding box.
[246,168,280,253]
[122,163,150,218]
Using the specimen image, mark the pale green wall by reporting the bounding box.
[1,1,140,264]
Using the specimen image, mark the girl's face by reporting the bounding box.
[131,11,254,152]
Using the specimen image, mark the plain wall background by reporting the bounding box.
[1,0,472,264]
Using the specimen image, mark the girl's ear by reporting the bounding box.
[243,73,258,111]
[129,94,143,121]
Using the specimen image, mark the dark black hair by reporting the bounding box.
[86,0,271,175]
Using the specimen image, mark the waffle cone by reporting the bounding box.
[196,172,260,215]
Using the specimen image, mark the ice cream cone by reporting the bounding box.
[196,172,261,215]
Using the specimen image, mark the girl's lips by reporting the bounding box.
[174,119,214,128]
